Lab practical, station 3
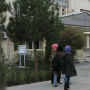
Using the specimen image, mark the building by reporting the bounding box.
[1,0,90,63]
[54,0,68,16]
[61,12,90,62]
[68,0,90,13]
[1,32,14,63]
[54,0,90,16]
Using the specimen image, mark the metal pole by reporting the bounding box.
[20,54,22,67]
[24,54,25,67]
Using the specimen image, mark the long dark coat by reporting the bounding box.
[62,53,77,77]
[52,53,61,73]
[51,53,62,84]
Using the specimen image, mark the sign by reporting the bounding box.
[18,45,26,54]
[18,45,26,67]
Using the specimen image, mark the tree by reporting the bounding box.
[0,0,7,26]
[7,0,64,81]
[0,31,6,90]
[0,1,7,89]
[59,26,85,54]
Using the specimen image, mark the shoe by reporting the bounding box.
[53,84,58,87]
[67,83,70,88]
[64,88,69,90]
[58,82,62,84]
[64,86,69,90]
[64,83,69,90]
[67,86,70,89]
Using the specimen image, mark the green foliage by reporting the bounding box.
[59,26,85,53]
[5,60,50,86]
[7,0,64,81]
[0,0,7,89]
[0,0,6,25]
[7,0,64,44]
[0,0,7,13]
[0,31,6,90]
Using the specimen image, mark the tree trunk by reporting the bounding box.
[33,41,39,81]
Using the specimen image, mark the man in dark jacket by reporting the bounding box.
[56,44,63,84]
[62,45,77,90]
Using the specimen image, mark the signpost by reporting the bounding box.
[18,45,26,67]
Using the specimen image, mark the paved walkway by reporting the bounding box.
[7,63,90,90]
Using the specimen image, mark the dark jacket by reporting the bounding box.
[52,53,62,72]
[62,53,77,77]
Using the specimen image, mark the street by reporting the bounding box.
[7,62,90,90]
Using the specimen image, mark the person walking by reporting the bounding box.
[50,44,59,85]
[56,44,63,84]
[62,45,77,90]
[51,44,61,87]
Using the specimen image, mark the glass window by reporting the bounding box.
[62,7,65,15]
[35,41,40,49]
[28,42,33,49]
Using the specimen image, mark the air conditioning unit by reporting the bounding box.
[2,32,8,39]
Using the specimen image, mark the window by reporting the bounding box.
[28,41,42,49]
[62,8,65,12]
[62,7,66,15]
[35,41,40,49]
[14,41,42,50]
[28,42,33,49]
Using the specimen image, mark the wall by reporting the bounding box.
[68,0,90,12]
[2,38,14,63]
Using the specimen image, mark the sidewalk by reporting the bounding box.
[7,63,90,90]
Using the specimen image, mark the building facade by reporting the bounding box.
[68,0,90,13]
[1,0,90,63]
[2,35,14,63]
[54,0,90,16]
[54,0,69,16]
[61,12,90,62]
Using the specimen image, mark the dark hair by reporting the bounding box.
[57,44,63,52]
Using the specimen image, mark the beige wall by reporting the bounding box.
[2,38,14,63]
[68,0,90,13]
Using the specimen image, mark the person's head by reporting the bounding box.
[52,44,58,55]
[57,44,63,53]
[64,45,71,54]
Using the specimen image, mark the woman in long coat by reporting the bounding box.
[62,45,77,90]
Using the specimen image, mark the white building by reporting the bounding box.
[68,0,90,13]
[54,0,90,16]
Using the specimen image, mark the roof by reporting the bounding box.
[60,12,90,18]
[60,12,90,27]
